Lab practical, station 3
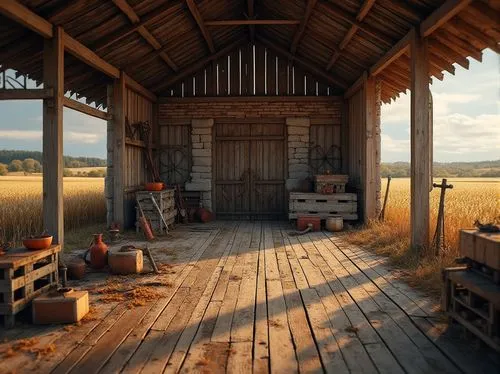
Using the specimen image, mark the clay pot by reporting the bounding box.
[67,259,86,280]
[196,208,213,223]
[145,182,164,191]
[90,234,108,269]
[23,235,53,250]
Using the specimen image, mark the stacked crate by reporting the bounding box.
[136,189,177,233]
[288,192,358,221]
[442,229,500,352]
[0,245,61,327]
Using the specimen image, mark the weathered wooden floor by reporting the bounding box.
[1,221,498,373]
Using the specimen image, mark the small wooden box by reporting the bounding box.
[314,174,349,194]
[32,290,89,324]
[109,248,143,275]
[297,215,321,231]
[460,229,500,270]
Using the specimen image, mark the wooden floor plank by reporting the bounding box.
[263,225,298,373]
[275,228,323,373]
[227,341,253,373]
[253,232,269,374]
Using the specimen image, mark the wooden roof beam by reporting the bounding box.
[291,0,318,54]
[0,0,53,38]
[186,0,215,53]
[63,96,111,121]
[256,35,348,89]
[111,0,178,72]
[420,0,473,37]
[205,20,301,26]
[0,88,53,100]
[324,0,379,70]
[247,0,255,42]
[152,37,247,93]
[369,30,413,76]
[447,18,500,54]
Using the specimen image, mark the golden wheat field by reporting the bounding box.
[0,176,105,245]
[343,177,499,296]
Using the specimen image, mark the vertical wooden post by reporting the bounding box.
[364,75,377,221]
[410,30,430,251]
[113,72,126,228]
[43,26,64,245]
[105,84,114,228]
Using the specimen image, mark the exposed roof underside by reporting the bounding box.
[0,0,498,106]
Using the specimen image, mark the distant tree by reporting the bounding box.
[0,163,8,176]
[22,158,41,173]
[8,159,23,172]
[63,169,73,177]
[87,169,106,177]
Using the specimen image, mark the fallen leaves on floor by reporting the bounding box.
[92,280,162,307]
[1,338,56,360]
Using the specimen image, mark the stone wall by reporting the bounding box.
[185,119,214,210]
[286,118,310,191]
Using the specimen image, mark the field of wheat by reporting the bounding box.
[343,177,499,295]
[0,176,105,245]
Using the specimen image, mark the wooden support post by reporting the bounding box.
[410,30,431,251]
[112,73,126,228]
[43,26,64,245]
[363,75,379,221]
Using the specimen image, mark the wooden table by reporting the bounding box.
[0,245,61,327]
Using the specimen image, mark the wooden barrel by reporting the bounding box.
[325,216,343,232]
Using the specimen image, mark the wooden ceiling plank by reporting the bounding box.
[448,18,500,54]
[420,0,473,37]
[429,38,469,69]
[325,0,376,71]
[0,0,53,38]
[111,0,178,72]
[186,0,215,53]
[433,30,482,62]
[291,0,318,54]
[205,19,301,26]
[256,35,348,89]
[153,37,247,93]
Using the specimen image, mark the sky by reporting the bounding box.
[0,49,498,162]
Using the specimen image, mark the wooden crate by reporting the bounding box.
[460,229,500,271]
[442,269,500,353]
[0,245,61,327]
[314,174,349,194]
[289,192,358,220]
[136,189,176,233]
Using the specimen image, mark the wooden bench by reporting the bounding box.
[288,192,358,220]
[0,245,61,327]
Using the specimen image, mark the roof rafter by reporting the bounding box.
[291,0,317,55]
[247,0,255,42]
[186,0,215,54]
[205,19,300,26]
[0,0,53,38]
[111,0,178,72]
[326,0,376,71]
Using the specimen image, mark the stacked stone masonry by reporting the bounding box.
[286,118,311,192]
[185,119,214,210]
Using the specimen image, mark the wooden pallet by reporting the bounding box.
[135,208,177,234]
[442,268,500,353]
[0,245,61,327]
[136,189,176,233]
[288,192,358,221]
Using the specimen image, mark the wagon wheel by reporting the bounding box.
[309,144,342,174]
[160,147,189,183]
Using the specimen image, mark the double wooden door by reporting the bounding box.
[214,119,286,219]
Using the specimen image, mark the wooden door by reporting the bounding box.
[215,119,286,219]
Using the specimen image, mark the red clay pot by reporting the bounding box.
[90,234,108,269]
[145,182,164,191]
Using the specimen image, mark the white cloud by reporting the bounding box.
[432,93,481,117]
[381,134,410,154]
[0,130,42,140]
[65,132,101,144]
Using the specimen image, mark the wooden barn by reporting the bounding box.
[1,1,500,372]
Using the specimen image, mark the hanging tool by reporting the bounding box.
[175,184,188,223]
[150,193,169,234]
[144,244,160,274]
[137,198,155,241]
[431,178,453,256]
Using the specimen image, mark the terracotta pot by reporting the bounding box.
[90,234,108,269]
[67,259,86,280]
[196,208,213,223]
[23,235,53,251]
[145,182,164,191]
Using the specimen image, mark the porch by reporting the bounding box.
[2,221,498,373]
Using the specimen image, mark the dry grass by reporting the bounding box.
[341,177,499,297]
[0,175,105,245]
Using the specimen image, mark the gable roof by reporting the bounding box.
[0,0,498,106]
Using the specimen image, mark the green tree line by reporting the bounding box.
[0,150,106,168]
[381,160,500,178]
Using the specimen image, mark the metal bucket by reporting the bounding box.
[325,216,343,232]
